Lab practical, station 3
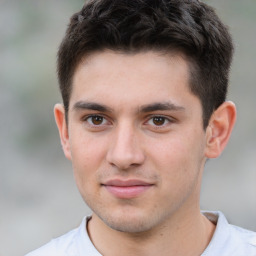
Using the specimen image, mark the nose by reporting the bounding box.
[106,122,145,170]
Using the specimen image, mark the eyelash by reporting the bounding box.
[82,114,175,130]
[83,115,110,127]
[144,115,175,131]
[146,115,172,126]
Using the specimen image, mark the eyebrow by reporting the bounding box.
[72,101,185,114]
[72,101,113,112]
[139,102,185,113]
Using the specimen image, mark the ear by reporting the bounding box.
[205,101,236,159]
[54,103,72,160]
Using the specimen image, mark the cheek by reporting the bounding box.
[69,133,107,187]
[152,136,204,208]
[70,130,105,164]
[149,132,204,180]
[149,135,191,165]
[71,142,103,203]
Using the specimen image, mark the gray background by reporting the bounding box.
[0,1,255,255]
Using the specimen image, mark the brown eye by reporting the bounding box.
[87,115,106,125]
[92,116,103,125]
[152,116,166,126]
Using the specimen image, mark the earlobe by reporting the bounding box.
[54,103,72,160]
[205,101,236,159]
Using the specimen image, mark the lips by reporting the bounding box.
[102,179,153,199]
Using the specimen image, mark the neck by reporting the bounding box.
[87,208,215,256]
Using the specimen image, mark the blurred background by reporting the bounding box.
[0,0,255,255]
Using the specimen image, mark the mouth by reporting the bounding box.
[102,179,154,199]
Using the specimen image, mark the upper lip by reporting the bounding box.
[103,179,153,187]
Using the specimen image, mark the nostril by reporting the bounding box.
[106,152,145,170]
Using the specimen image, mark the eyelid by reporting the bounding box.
[144,114,176,127]
[147,114,175,121]
[81,113,176,130]
[82,114,112,127]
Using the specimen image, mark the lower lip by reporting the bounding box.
[104,185,152,199]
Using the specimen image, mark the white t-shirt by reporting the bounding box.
[26,211,256,256]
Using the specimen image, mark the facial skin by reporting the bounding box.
[55,50,236,255]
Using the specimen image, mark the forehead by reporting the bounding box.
[70,50,199,113]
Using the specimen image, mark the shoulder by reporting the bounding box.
[202,211,256,256]
[25,228,79,256]
[229,224,256,251]
[25,218,87,256]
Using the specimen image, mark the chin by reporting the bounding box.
[105,217,153,233]
[96,208,161,234]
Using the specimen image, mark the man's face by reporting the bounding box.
[61,51,209,233]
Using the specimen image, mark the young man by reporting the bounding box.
[27,0,256,255]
